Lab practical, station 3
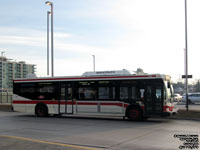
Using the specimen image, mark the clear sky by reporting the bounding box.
[0,0,200,82]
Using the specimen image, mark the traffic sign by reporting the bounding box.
[182,75,192,78]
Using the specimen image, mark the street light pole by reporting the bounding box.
[47,11,51,76]
[184,0,189,111]
[92,55,95,72]
[45,1,54,77]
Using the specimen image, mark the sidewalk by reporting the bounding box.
[170,108,200,121]
[0,103,13,111]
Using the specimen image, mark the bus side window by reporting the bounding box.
[78,87,96,100]
[119,81,138,100]
[120,87,128,99]
[98,81,116,100]
[76,81,96,100]
[131,86,137,99]
[67,88,72,100]
[18,83,35,100]
[99,87,109,99]
[79,88,85,99]
[60,86,65,100]
[36,82,58,100]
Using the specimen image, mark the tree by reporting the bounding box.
[194,80,200,92]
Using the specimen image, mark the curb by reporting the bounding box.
[167,117,200,121]
[167,109,200,121]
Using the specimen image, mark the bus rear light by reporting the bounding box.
[163,105,174,112]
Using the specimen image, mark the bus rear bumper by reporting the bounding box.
[162,107,178,117]
[171,107,178,116]
[161,112,171,117]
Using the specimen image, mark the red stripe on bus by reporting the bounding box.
[13,100,173,112]
[14,75,157,82]
[13,100,57,104]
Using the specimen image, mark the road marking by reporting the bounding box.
[0,135,98,150]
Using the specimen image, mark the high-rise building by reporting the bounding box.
[0,56,36,91]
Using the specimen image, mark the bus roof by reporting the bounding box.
[13,74,171,83]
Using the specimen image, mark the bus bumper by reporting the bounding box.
[162,108,178,117]
[161,112,171,117]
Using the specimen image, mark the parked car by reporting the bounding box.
[173,93,182,102]
[182,93,200,104]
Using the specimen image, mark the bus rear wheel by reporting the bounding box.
[35,104,48,117]
[127,107,142,121]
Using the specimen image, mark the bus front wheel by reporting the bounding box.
[35,104,48,117]
[127,107,142,121]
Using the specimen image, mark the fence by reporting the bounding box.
[0,92,12,104]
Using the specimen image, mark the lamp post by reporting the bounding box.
[184,0,189,111]
[47,11,51,76]
[45,1,54,77]
[92,55,95,72]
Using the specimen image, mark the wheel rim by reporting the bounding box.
[37,106,46,116]
[129,109,139,119]
[38,108,44,116]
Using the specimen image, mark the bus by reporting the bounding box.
[12,70,177,120]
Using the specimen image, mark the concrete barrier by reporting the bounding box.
[0,104,13,111]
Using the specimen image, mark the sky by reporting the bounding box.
[0,0,200,83]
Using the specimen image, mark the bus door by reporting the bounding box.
[59,83,73,114]
[144,85,163,115]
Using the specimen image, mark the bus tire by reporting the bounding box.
[127,107,142,121]
[35,103,48,117]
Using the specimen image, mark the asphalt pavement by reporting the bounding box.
[0,136,97,150]
[0,111,199,150]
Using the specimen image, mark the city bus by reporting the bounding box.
[12,70,177,120]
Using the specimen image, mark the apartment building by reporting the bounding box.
[0,56,36,91]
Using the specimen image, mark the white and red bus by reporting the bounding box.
[12,70,177,120]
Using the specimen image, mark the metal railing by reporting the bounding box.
[0,92,12,104]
